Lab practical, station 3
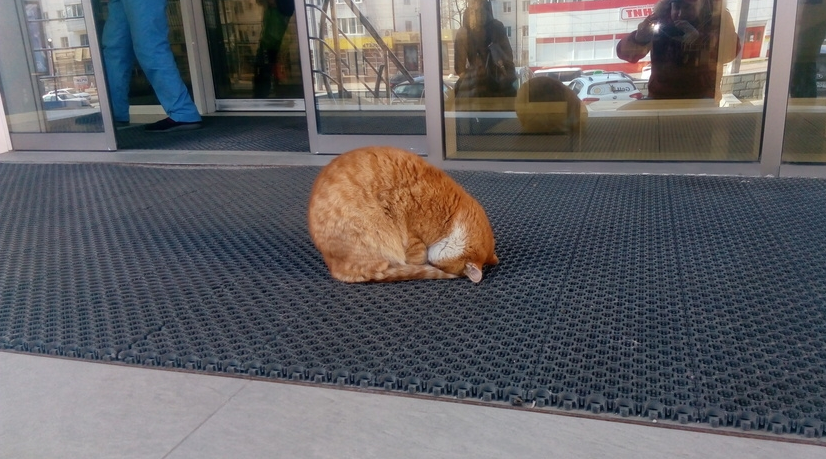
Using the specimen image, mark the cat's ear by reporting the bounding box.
[488,253,499,265]
[465,263,483,283]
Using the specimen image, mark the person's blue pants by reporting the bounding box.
[102,0,201,123]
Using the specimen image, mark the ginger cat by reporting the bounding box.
[308,146,498,283]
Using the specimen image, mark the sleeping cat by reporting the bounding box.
[307,146,498,283]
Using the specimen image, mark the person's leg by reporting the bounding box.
[252,46,272,98]
[122,0,201,122]
[101,0,134,123]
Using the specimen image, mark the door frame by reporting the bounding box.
[3,0,116,152]
[295,0,428,154]
[187,0,307,115]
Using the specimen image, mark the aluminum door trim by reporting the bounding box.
[181,0,215,114]
[760,2,799,177]
[215,99,306,111]
[0,84,12,154]
[297,0,430,154]
[189,0,307,114]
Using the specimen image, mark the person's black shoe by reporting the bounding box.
[144,117,202,133]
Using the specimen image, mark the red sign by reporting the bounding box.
[620,6,654,20]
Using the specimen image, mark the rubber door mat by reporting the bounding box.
[1,163,825,443]
[115,116,310,151]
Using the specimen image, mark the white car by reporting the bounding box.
[46,88,92,102]
[532,67,583,85]
[41,92,92,108]
[640,64,651,80]
[567,73,643,110]
[583,69,636,81]
[390,77,452,105]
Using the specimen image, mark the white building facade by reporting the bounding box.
[526,0,774,73]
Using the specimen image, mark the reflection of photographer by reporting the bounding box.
[617,0,740,101]
[453,0,516,98]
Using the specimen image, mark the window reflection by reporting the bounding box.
[2,0,102,133]
[304,0,427,135]
[203,0,304,100]
[453,0,517,98]
[442,0,771,162]
[783,0,826,163]
[32,1,97,106]
[616,0,741,102]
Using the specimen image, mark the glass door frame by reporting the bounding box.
[421,1,798,177]
[2,0,116,152]
[187,0,306,114]
[295,0,429,154]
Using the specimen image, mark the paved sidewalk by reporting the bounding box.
[1,352,823,459]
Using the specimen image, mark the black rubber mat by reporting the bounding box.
[1,164,826,442]
[317,114,426,135]
[115,115,310,151]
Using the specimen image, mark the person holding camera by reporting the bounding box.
[617,0,740,101]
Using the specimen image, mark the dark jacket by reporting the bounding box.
[617,7,740,100]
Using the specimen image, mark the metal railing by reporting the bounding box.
[305,0,415,101]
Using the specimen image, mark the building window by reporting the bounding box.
[522,1,529,12]
[506,26,512,37]
[56,10,65,19]
[80,34,89,46]
[65,4,83,18]
[405,20,413,32]
[337,18,364,35]
[503,2,512,13]
[60,37,69,48]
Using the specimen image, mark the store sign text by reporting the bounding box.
[620,6,655,20]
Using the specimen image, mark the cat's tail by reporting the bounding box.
[376,263,458,282]
[327,259,458,283]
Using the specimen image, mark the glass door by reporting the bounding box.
[202,0,305,111]
[297,0,430,153]
[0,0,116,151]
[435,0,768,163]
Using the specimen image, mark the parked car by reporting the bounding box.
[567,73,643,109]
[390,76,451,105]
[584,69,637,81]
[532,67,583,85]
[46,88,92,102]
[41,92,92,109]
[389,71,423,88]
[640,64,652,80]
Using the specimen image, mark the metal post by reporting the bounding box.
[731,0,751,74]
[330,2,344,97]
[418,11,423,72]
[47,37,56,91]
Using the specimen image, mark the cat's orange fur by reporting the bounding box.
[308,146,498,283]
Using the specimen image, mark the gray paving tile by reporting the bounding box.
[170,374,825,459]
[0,352,246,459]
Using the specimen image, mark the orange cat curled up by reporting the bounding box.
[308,146,498,283]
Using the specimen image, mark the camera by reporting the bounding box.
[656,23,685,39]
